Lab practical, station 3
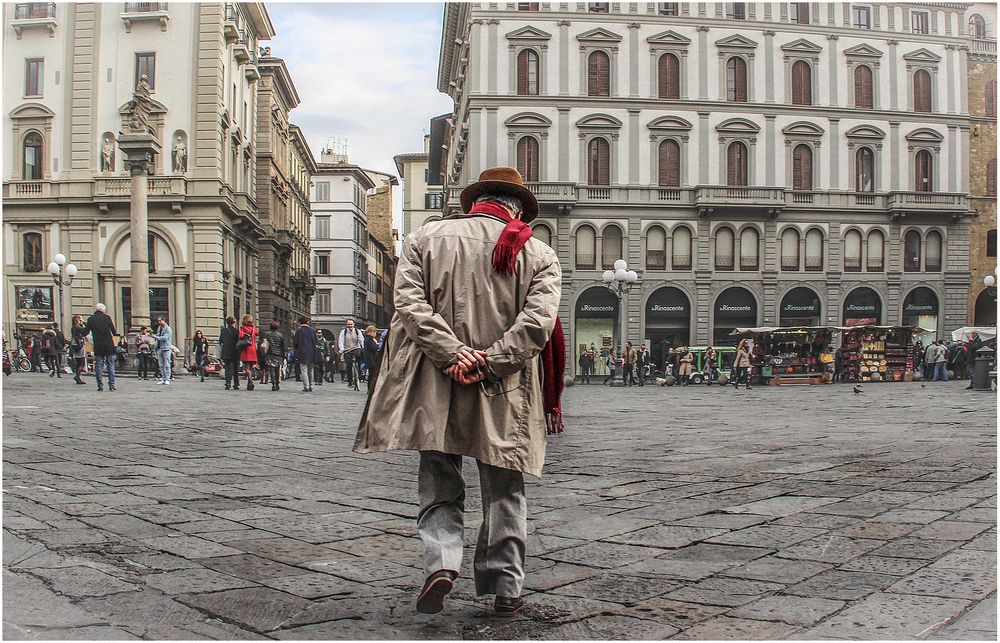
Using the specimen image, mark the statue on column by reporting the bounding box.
[172,135,187,173]
[124,76,154,135]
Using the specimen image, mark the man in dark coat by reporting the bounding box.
[85,303,118,391]
[293,316,318,392]
[218,316,240,390]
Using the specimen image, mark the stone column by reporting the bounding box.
[118,133,160,331]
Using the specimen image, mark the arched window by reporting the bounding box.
[672,226,692,270]
[856,147,875,192]
[986,80,997,118]
[780,228,800,271]
[854,65,874,109]
[915,149,933,192]
[726,56,748,102]
[575,225,596,270]
[23,232,43,272]
[867,230,884,271]
[602,226,623,270]
[516,136,539,182]
[740,227,759,271]
[970,14,986,38]
[532,223,551,247]
[658,139,681,187]
[792,144,813,191]
[587,50,610,97]
[988,158,997,197]
[904,230,921,272]
[658,53,680,100]
[844,229,862,272]
[646,225,666,270]
[587,137,610,186]
[805,228,824,271]
[727,141,748,186]
[913,69,932,113]
[791,60,812,106]
[22,131,43,180]
[516,49,539,96]
[715,227,735,270]
[925,230,942,272]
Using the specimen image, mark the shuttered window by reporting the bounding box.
[854,65,874,109]
[904,230,921,271]
[602,226,623,269]
[715,227,735,270]
[646,226,666,270]
[672,226,692,270]
[658,53,680,99]
[588,137,610,186]
[790,3,809,23]
[913,69,932,113]
[792,144,813,191]
[986,80,997,118]
[516,49,539,96]
[856,147,875,192]
[726,56,747,102]
[867,230,884,271]
[587,51,610,97]
[727,141,748,186]
[915,150,933,192]
[740,228,759,271]
[844,230,862,272]
[575,225,596,269]
[781,228,800,271]
[791,60,812,106]
[805,229,824,271]
[925,231,942,272]
[516,136,539,182]
[988,158,997,196]
[658,139,681,187]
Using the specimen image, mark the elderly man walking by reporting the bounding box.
[354,167,564,618]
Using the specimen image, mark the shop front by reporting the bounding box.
[713,287,758,346]
[779,287,822,327]
[644,286,690,372]
[574,287,619,376]
[14,285,55,336]
[842,287,883,327]
[901,287,939,344]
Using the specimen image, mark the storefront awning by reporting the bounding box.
[951,326,998,342]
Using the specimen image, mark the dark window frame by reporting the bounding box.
[854,64,874,109]
[135,51,156,89]
[516,48,539,96]
[587,50,611,97]
[726,56,748,102]
[24,58,43,97]
[23,232,43,272]
[22,131,43,180]
[853,5,871,29]
[516,135,540,182]
[658,52,680,100]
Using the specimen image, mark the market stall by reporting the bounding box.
[836,325,923,383]
[731,326,835,385]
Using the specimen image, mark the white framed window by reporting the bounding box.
[315,181,330,201]
[316,290,331,314]
[314,253,330,275]
[853,5,871,29]
[315,216,330,239]
[911,11,929,34]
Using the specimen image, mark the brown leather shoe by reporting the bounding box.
[494,596,524,617]
[416,570,456,614]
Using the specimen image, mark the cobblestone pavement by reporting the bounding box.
[3,372,996,640]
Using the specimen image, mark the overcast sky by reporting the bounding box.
[268,2,453,236]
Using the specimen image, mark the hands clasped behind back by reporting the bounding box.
[448,348,489,385]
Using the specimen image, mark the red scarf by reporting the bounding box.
[469,202,565,435]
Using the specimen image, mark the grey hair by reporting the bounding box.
[474,194,523,215]
[95,303,107,312]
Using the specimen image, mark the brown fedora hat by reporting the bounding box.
[459,167,539,223]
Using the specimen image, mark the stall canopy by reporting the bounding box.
[834,325,931,334]
[731,326,832,337]
[951,326,998,342]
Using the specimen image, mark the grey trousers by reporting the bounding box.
[417,450,527,598]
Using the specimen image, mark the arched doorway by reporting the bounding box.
[902,287,939,343]
[713,286,758,345]
[644,286,690,371]
[843,286,882,326]
[779,287,822,326]
[974,289,997,326]
[575,287,619,376]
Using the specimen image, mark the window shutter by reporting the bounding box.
[988,158,997,196]
[986,80,997,118]
[792,62,802,105]
[727,142,746,186]
[915,150,932,192]
[727,144,737,185]
[598,52,610,96]
[527,137,538,181]
[588,51,610,97]
[659,53,679,99]
[598,138,610,185]
[914,70,931,112]
[516,50,528,95]
[658,139,680,187]
[792,147,802,190]
[794,145,812,190]
[734,58,747,102]
[859,66,873,108]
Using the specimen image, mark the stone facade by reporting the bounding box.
[439,2,976,375]
[965,3,997,325]
[3,2,276,353]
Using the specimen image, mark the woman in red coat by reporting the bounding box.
[239,314,259,391]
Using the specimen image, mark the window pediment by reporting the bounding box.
[843,43,883,59]
[782,121,824,137]
[576,113,623,129]
[845,124,886,140]
[902,48,942,64]
[576,27,623,44]
[780,38,823,57]
[905,127,944,143]
[716,117,761,136]
[506,26,552,42]
[646,29,692,47]
[715,34,758,51]
[10,103,55,120]
[505,111,553,129]
[647,115,693,133]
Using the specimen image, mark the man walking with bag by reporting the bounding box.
[354,167,564,618]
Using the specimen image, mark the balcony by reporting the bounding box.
[12,3,56,37]
[244,49,260,81]
[671,255,692,271]
[969,38,997,57]
[574,254,596,271]
[805,255,824,272]
[694,186,785,216]
[4,180,55,198]
[887,191,970,220]
[121,2,169,32]
[234,32,251,64]
[843,256,862,272]
[224,3,240,43]
[93,176,186,213]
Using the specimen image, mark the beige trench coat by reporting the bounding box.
[353,214,562,477]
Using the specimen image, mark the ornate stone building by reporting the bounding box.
[3,2,275,347]
[439,2,974,374]
[965,3,997,325]
[255,53,317,329]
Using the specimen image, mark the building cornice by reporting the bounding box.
[259,58,301,110]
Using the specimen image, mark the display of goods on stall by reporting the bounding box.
[841,327,916,382]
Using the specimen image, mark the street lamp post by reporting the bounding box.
[601,259,639,387]
[47,253,78,331]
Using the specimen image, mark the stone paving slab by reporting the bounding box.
[3,375,995,640]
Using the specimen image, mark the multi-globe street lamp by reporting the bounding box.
[601,259,638,387]
[47,253,77,331]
